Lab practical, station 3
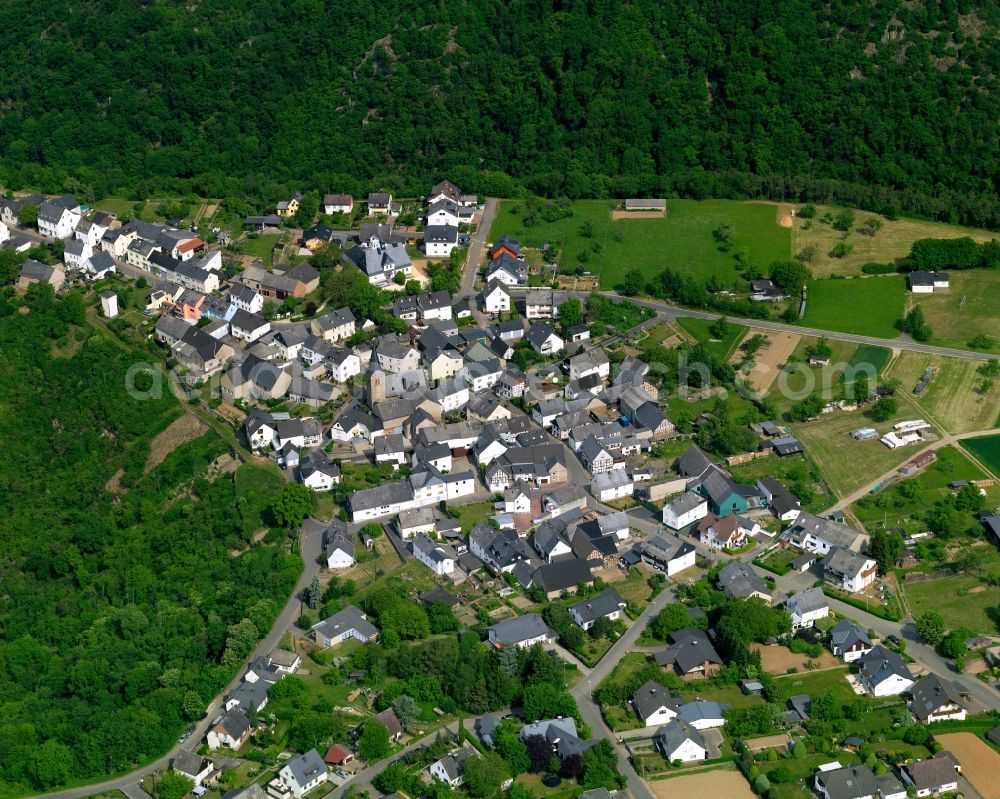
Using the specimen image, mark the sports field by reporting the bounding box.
[908,270,1000,350]
[791,204,997,277]
[961,434,1000,477]
[488,199,791,288]
[884,352,1000,434]
[801,276,906,339]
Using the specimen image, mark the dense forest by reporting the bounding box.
[0,285,298,792]
[0,0,999,226]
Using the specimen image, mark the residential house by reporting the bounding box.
[717,561,771,601]
[206,709,252,751]
[676,700,730,730]
[375,708,404,742]
[517,717,596,760]
[698,514,756,551]
[631,680,679,727]
[750,278,787,301]
[276,192,302,219]
[487,614,556,649]
[63,238,92,270]
[785,587,829,631]
[367,192,392,215]
[857,646,914,696]
[278,749,327,799]
[567,588,626,630]
[527,321,563,354]
[311,606,379,648]
[412,533,457,575]
[569,350,611,382]
[299,450,341,491]
[900,755,960,797]
[654,628,724,680]
[327,348,362,383]
[17,259,65,291]
[631,535,696,577]
[692,466,749,516]
[815,765,881,799]
[302,223,335,251]
[429,746,477,787]
[469,524,532,574]
[376,338,421,374]
[488,235,521,261]
[37,197,81,239]
[172,751,214,788]
[424,224,459,257]
[822,548,877,593]
[318,193,352,215]
[909,675,967,723]
[786,512,868,555]
[230,309,271,343]
[312,306,356,342]
[324,523,355,569]
[525,288,558,319]
[485,253,527,286]
[82,250,117,281]
[241,261,320,300]
[757,478,802,522]
[653,720,707,763]
[592,470,634,502]
[483,280,511,314]
[374,434,407,469]
[323,744,354,768]
[662,491,709,530]
[829,619,874,662]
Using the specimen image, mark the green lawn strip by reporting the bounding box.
[488,199,791,288]
[960,434,1000,477]
[676,317,748,360]
[773,666,855,704]
[451,500,496,533]
[801,277,906,338]
[901,574,997,634]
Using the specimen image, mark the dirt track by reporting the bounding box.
[648,769,754,799]
[934,733,1000,799]
[611,210,665,220]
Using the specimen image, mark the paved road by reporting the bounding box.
[39,522,325,799]
[460,198,498,298]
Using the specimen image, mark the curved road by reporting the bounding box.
[40,521,326,799]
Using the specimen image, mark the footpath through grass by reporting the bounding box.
[488,199,791,288]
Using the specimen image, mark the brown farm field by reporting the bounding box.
[648,768,755,799]
[884,351,1000,434]
[933,733,1000,799]
[791,205,996,277]
[907,270,1000,350]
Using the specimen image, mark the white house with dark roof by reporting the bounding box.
[527,322,563,354]
[785,587,829,631]
[311,606,379,647]
[37,198,81,239]
[324,522,355,569]
[822,548,877,593]
[829,619,873,662]
[483,280,511,314]
[429,745,477,787]
[653,719,706,762]
[172,751,214,787]
[786,512,868,554]
[909,674,967,723]
[857,646,913,697]
[424,224,459,257]
[900,755,960,797]
[412,533,457,575]
[206,709,252,751]
[631,680,679,727]
[568,588,625,630]
[487,613,555,649]
[279,749,328,798]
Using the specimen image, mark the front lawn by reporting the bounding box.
[801,277,906,339]
[962,434,1000,477]
[773,667,855,704]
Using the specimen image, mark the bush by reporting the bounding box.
[861,262,897,274]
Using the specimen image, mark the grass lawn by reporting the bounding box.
[884,352,1000,435]
[908,270,1000,350]
[514,772,582,799]
[674,682,767,710]
[903,573,999,634]
[848,345,891,376]
[488,199,791,288]
[234,462,284,495]
[789,405,927,497]
[237,233,282,261]
[665,389,759,432]
[452,500,495,533]
[92,196,138,216]
[961,434,1000,477]
[677,317,748,360]
[729,454,835,514]
[791,204,997,277]
[612,566,657,607]
[852,446,996,536]
[753,548,800,576]
[801,276,907,339]
[774,667,855,704]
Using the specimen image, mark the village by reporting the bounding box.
[3,183,1000,799]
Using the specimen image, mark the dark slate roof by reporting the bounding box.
[487,613,553,645]
[857,645,913,688]
[677,444,711,477]
[655,628,723,673]
[631,680,679,720]
[910,674,965,721]
[568,588,625,624]
[653,719,704,755]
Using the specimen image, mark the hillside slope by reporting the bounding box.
[0,0,998,225]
